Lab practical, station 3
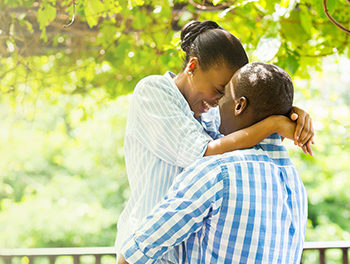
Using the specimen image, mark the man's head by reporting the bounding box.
[219,62,294,135]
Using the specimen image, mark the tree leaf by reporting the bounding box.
[325,0,336,13]
[280,9,310,44]
[37,3,56,41]
[300,5,313,36]
[212,0,223,6]
[286,53,299,75]
[280,0,290,8]
[84,0,104,28]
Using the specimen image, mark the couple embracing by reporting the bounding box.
[115,20,313,264]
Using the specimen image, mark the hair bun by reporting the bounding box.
[180,20,222,53]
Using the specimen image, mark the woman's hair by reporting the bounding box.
[180,20,249,71]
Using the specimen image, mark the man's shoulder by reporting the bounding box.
[181,136,294,181]
[183,144,278,173]
[179,151,252,182]
[215,140,293,168]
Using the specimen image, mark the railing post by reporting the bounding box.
[94,254,101,264]
[4,257,11,264]
[28,256,34,264]
[342,248,348,264]
[320,249,325,264]
[49,256,56,264]
[73,255,80,264]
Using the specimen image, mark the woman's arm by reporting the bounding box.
[205,108,315,156]
[204,115,283,156]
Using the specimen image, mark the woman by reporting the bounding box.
[115,20,313,263]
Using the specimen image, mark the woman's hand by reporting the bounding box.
[273,112,314,156]
[289,106,315,155]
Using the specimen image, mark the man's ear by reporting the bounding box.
[234,96,248,116]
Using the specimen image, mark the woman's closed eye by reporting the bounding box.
[216,88,225,95]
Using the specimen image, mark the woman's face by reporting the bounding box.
[186,63,234,117]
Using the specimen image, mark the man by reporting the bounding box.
[118,62,308,263]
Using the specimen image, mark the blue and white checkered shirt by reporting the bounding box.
[121,134,308,264]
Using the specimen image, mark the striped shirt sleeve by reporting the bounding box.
[131,76,212,167]
[200,106,224,140]
[121,160,226,263]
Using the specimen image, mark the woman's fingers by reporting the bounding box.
[301,145,308,155]
[290,106,315,156]
[306,140,313,156]
[298,117,314,146]
[294,113,305,145]
[299,138,314,156]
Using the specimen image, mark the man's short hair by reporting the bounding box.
[232,62,294,121]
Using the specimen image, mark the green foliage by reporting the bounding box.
[1,0,349,101]
[37,1,57,41]
[0,94,130,247]
[290,57,350,246]
[84,0,105,28]
[0,0,350,258]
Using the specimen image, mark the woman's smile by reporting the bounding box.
[199,99,219,114]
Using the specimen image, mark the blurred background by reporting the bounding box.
[0,0,349,263]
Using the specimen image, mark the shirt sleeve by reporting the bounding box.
[200,106,224,140]
[120,160,225,264]
[130,76,212,168]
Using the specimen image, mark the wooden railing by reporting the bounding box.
[0,247,115,264]
[0,241,349,263]
[302,241,350,264]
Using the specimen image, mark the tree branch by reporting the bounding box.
[64,0,78,28]
[323,0,350,34]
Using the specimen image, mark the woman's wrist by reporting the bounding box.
[269,115,292,136]
[265,115,282,134]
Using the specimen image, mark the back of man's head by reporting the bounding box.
[219,62,294,134]
[233,62,294,121]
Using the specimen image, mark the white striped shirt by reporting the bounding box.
[115,72,213,263]
[121,134,308,263]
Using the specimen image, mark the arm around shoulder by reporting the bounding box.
[205,115,281,156]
